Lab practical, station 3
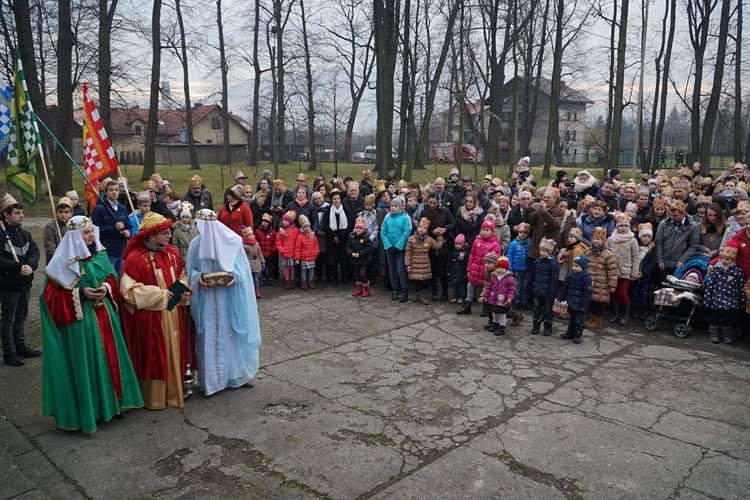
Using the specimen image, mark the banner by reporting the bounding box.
[82,82,119,210]
[5,49,41,205]
[0,80,10,154]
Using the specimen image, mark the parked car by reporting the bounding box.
[354,152,367,162]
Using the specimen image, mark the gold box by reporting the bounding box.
[202,272,233,288]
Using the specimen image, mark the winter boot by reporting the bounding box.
[418,290,431,305]
[399,290,409,303]
[494,324,506,336]
[300,280,309,290]
[618,304,630,325]
[391,289,399,300]
[351,281,364,297]
[456,301,472,315]
[560,325,575,339]
[543,321,553,336]
[585,315,603,329]
[608,303,620,323]
[708,325,720,344]
[572,331,583,344]
[479,303,488,317]
[511,310,525,326]
[531,321,541,335]
[308,280,315,290]
[361,283,371,297]
[722,327,734,345]
[630,304,638,319]
[255,287,262,299]
[484,317,494,330]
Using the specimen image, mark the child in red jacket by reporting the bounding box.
[294,215,320,290]
[276,210,300,289]
[257,213,278,286]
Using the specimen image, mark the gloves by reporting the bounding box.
[261,264,266,271]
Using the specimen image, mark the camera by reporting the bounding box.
[565,181,575,188]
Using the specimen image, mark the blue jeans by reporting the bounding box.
[513,271,528,305]
[108,254,123,275]
[533,296,553,322]
[453,280,466,302]
[568,310,585,336]
[386,248,408,292]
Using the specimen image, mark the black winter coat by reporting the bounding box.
[559,269,592,312]
[346,230,372,266]
[454,210,486,248]
[526,257,559,299]
[0,224,40,291]
[449,248,469,281]
[637,245,658,284]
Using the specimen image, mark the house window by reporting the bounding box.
[566,111,571,121]
[207,139,213,144]
[565,148,570,155]
[211,118,221,129]
[134,125,142,136]
[574,112,578,121]
[572,130,577,141]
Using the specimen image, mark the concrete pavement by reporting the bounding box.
[2,281,749,499]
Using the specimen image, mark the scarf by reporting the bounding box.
[462,207,478,221]
[575,177,595,193]
[270,188,286,207]
[378,200,390,210]
[295,198,309,208]
[609,230,634,243]
[591,245,604,257]
[328,203,347,231]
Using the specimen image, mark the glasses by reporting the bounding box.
[158,230,172,236]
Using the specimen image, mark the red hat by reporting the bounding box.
[497,257,510,270]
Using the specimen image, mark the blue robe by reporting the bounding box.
[186,238,261,395]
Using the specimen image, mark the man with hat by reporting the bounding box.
[359,170,374,197]
[654,199,700,283]
[182,175,214,214]
[0,193,41,366]
[120,212,193,410]
[43,196,73,264]
[256,169,272,191]
[66,190,86,216]
[234,171,248,186]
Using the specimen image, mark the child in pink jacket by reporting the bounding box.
[457,217,502,316]
[479,254,516,336]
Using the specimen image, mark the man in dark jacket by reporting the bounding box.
[91,178,130,274]
[0,195,41,367]
[508,190,533,239]
[655,199,700,283]
[342,183,365,232]
[597,180,619,212]
[261,180,294,229]
[181,175,214,214]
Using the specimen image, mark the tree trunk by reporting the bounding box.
[688,0,718,161]
[519,0,549,157]
[396,0,411,180]
[734,0,742,162]
[217,0,231,166]
[274,2,286,164]
[249,0,261,166]
[699,0,732,171]
[652,0,676,173]
[608,0,628,171]
[544,0,566,177]
[299,0,318,172]
[373,0,400,178]
[647,0,667,171]
[52,0,73,194]
[143,0,162,180]
[98,0,118,136]
[176,0,200,170]
[11,0,46,133]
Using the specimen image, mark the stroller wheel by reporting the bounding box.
[674,324,692,338]
[644,317,660,331]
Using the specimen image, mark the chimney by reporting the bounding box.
[193,102,203,109]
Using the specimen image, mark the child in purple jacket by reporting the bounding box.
[478,253,516,336]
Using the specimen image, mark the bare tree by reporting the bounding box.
[51,0,74,194]
[216,0,231,166]
[373,0,400,178]
[297,0,318,171]
[687,0,719,161]
[734,0,742,161]
[98,0,118,135]
[174,0,200,169]
[607,0,628,170]
[143,0,162,179]
[651,0,676,172]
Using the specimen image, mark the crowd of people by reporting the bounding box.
[2,157,749,432]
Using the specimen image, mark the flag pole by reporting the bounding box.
[36,146,61,240]
[118,167,140,229]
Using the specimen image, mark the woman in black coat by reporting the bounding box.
[418,192,455,300]
[322,190,354,284]
[454,194,485,249]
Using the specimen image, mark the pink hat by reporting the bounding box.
[481,218,495,231]
[454,234,466,245]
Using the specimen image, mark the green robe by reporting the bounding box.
[41,251,143,433]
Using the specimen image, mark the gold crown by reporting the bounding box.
[179,201,194,215]
[195,209,217,221]
[1,193,18,213]
[66,215,94,231]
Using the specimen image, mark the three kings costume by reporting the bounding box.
[187,209,261,395]
[119,212,194,410]
[41,216,143,433]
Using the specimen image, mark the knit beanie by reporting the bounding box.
[496,256,510,270]
[484,251,499,264]
[354,217,366,231]
[573,254,588,270]
[454,234,466,246]
[481,218,495,231]
[568,227,583,242]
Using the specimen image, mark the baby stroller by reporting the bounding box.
[644,254,709,338]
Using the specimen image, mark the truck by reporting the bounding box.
[363,145,398,163]
[430,142,477,163]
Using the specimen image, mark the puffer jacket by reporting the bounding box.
[655,216,700,268]
[275,225,300,259]
[578,213,616,245]
[607,234,640,280]
[558,241,588,281]
[559,268,592,312]
[294,231,320,262]
[492,218,511,255]
[526,257,559,299]
[507,237,532,272]
[381,211,412,250]
[346,230,372,266]
[484,272,516,306]
[257,225,277,258]
[703,263,746,310]
[585,246,618,303]
[449,247,469,281]
[414,206,455,256]
[467,234,502,285]
[243,241,265,273]
[405,234,443,281]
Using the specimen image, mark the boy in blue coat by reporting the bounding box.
[558,254,593,344]
[507,222,533,312]
[526,238,559,336]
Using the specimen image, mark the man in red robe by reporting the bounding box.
[120,212,192,410]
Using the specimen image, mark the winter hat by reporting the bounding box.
[354,217,367,231]
[653,198,668,210]
[615,213,631,227]
[609,168,621,178]
[556,170,568,180]
[577,170,592,179]
[418,217,431,230]
[636,187,650,198]
[454,233,466,246]
[568,227,583,242]
[298,214,311,229]
[483,251,499,265]
[695,195,712,207]
[282,210,297,224]
[720,246,738,260]
[592,227,607,243]
[497,256,510,270]
[66,190,79,201]
[637,223,653,238]
[516,156,531,173]
[647,178,658,185]
[573,254,588,270]
[390,197,404,208]
[261,169,272,178]
[481,218,495,231]
[56,197,73,210]
[261,213,274,224]
[448,167,459,178]
[241,225,254,238]
[539,238,556,253]
[515,222,531,234]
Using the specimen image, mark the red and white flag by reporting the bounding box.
[82,83,118,210]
